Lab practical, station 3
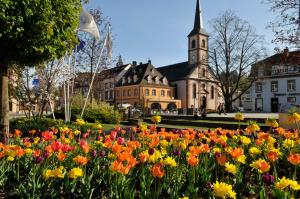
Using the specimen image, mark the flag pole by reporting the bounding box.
[80,25,111,118]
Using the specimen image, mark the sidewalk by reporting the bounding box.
[207,113,279,119]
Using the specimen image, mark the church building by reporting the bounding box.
[157,0,220,111]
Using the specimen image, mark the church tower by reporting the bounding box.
[188,0,209,65]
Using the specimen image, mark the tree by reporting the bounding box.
[209,11,266,112]
[264,0,300,47]
[76,8,113,103]
[0,0,82,142]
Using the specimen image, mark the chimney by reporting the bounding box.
[139,62,143,65]
[132,61,137,66]
[148,59,151,64]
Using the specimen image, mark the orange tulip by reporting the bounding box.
[215,153,227,166]
[151,163,164,178]
[267,151,279,162]
[187,155,199,167]
[57,150,67,161]
[73,155,88,166]
[229,148,244,159]
[288,153,300,165]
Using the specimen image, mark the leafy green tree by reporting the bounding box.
[0,0,82,142]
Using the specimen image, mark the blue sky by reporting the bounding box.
[87,0,277,67]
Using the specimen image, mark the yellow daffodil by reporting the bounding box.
[275,177,300,191]
[225,162,237,175]
[68,167,83,179]
[163,156,177,167]
[240,136,251,145]
[151,115,161,124]
[283,139,295,149]
[75,118,85,126]
[213,181,236,199]
[234,112,244,121]
[249,147,261,156]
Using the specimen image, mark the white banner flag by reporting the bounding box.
[106,30,113,61]
[79,9,100,41]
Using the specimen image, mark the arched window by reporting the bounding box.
[211,86,214,99]
[192,40,196,48]
[202,69,206,77]
[123,89,126,97]
[127,89,131,96]
[202,39,206,48]
[193,84,197,98]
[161,90,165,96]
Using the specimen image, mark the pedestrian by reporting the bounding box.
[217,103,222,115]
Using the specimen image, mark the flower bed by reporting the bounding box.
[0,124,300,198]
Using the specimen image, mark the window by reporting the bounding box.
[123,90,126,97]
[145,89,149,96]
[193,84,197,98]
[147,76,152,83]
[288,97,296,104]
[202,69,206,77]
[161,90,165,96]
[202,84,206,90]
[105,83,109,89]
[152,89,156,96]
[134,88,138,96]
[211,86,214,99]
[287,80,296,92]
[167,91,171,97]
[255,82,262,93]
[271,81,278,92]
[116,90,120,97]
[202,39,206,48]
[128,89,131,96]
[191,40,196,48]
[105,91,109,100]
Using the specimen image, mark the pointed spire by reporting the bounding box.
[189,0,208,36]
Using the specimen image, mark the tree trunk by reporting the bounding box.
[224,96,232,113]
[0,63,9,143]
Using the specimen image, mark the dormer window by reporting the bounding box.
[147,75,152,83]
[163,77,168,85]
[122,77,126,85]
[128,77,131,84]
[155,76,160,84]
[133,74,138,82]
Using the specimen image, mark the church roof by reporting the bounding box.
[188,0,208,36]
[157,62,196,81]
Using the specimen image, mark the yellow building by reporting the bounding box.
[115,61,181,111]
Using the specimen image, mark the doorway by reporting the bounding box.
[271,98,279,113]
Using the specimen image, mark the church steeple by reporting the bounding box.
[188,0,207,37]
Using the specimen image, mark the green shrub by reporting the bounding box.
[54,102,121,124]
[10,118,64,134]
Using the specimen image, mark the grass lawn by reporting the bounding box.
[144,122,211,130]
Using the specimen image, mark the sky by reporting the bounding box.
[87,0,278,67]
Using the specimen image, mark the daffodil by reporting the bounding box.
[75,118,85,126]
[225,162,237,175]
[163,156,177,167]
[68,167,83,179]
[213,181,236,199]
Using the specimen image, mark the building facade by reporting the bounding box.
[157,0,220,111]
[115,61,181,110]
[249,49,300,112]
